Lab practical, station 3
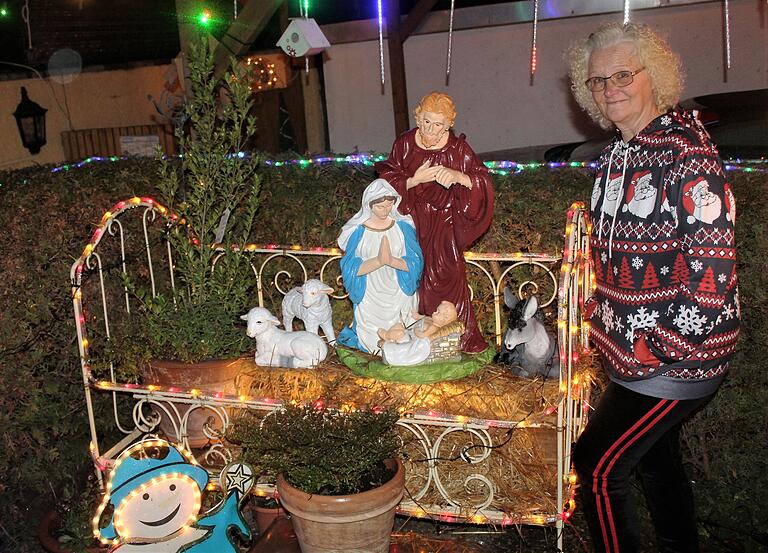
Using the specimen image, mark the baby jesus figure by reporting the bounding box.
[377,301,464,366]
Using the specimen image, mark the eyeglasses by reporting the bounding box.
[584,68,645,91]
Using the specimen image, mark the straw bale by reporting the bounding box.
[399,425,558,519]
[236,355,569,423]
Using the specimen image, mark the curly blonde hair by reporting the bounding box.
[564,22,684,130]
[413,92,457,127]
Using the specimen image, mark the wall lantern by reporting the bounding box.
[13,87,48,155]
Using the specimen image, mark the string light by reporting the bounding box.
[445,0,456,86]
[724,0,731,69]
[51,154,767,175]
[92,440,202,544]
[377,0,385,88]
[530,0,539,82]
[75,195,596,530]
[623,0,631,24]
[245,57,279,91]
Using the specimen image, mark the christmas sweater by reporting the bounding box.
[587,111,739,395]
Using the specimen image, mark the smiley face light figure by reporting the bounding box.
[93,439,252,552]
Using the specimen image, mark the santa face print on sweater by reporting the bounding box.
[591,174,603,211]
[622,170,656,219]
[600,173,624,216]
[683,177,722,225]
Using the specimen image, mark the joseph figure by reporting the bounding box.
[375,92,494,353]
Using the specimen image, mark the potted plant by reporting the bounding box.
[252,494,286,533]
[106,37,262,446]
[228,404,405,553]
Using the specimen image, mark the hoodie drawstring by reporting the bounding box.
[607,144,630,260]
[597,141,620,241]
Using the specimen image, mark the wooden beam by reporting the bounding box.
[211,0,286,78]
[385,0,410,136]
[399,0,439,43]
[175,0,200,95]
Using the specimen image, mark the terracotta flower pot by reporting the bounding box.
[38,510,104,553]
[141,357,252,448]
[255,504,287,533]
[277,459,405,553]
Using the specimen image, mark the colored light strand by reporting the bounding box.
[48,154,768,175]
[377,0,385,88]
[300,0,310,75]
[445,0,456,86]
[74,198,576,428]
[724,0,731,69]
[530,0,539,82]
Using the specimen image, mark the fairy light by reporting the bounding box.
[113,473,201,539]
[74,196,599,510]
[445,0,456,85]
[530,0,539,81]
[51,154,766,174]
[377,0,385,87]
[724,0,731,69]
[93,440,202,544]
[246,56,279,91]
[623,0,631,24]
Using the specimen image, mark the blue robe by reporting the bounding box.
[338,221,422,352]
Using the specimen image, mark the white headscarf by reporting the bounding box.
[337,179,415,250]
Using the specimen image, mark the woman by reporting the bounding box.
[566,23,739,552]
[337,179,423,354]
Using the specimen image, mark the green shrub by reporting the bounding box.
[0,158,764,549]
[228,405,401,495]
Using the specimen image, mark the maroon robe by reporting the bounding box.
[375,129,494,352]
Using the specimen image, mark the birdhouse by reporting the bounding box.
[276,18,330,58]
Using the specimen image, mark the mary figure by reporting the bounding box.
[337,179,424,353]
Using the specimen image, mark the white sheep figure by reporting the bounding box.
[281,279,335,342]
[241,307,328,369]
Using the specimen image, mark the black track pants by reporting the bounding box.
[572,381,714,553]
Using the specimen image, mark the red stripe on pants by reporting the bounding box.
[591,398,678,552]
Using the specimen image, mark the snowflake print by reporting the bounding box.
[718,273,727,284]
[614,315,624,333]
[690,260,704,272]
[631,256,644,270]
[722,303,735,320]
[613,265,619,276]
[705,315,722,335]
[660,115,672,126]
[625,327,636,344]
[660,266,670,275]
[600,251,608,264]
[673,305,708,336]
[627,306,660,331]
[666,303,676,316]
[601,300,616,332]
